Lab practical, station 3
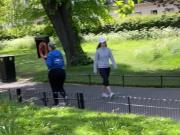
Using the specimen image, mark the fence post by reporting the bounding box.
[127,96,131,114]
[160,75,163,88]
[16,88,22,103]
[42,92,48,106]
[8,89,12,100]
[77,93,85,109]
[88,74,91,85]
[122,75,125,87]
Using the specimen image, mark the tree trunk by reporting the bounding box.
[41,1,92,66]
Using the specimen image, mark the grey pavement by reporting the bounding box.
[1,79,180,120]
[1,79,180,99]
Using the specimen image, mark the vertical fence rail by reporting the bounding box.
[88,74,91,85]
[42,92,48,106]
[16,88,22,103]
[160,75,163,88]
[8,89,12,100]
[77,93,85,109]
[127,96,131,114]
[122,75,125,87]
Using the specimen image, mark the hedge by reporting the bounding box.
[81,13,180,34]
[1,13,180,39]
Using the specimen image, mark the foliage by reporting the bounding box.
[0,23,55,40]
[0,0,45,27]
[0,0,135,39]
[0,0,49,39]
[81,13,180,34]
[0,101,180,135]
[72,0,113,34]
[115,13,180,31]
[0,36,35,50]
[83,27,180,40]
[0,0,130,66]
[1,12,180,37]
[114,0,135,16]
[1,33,180,86]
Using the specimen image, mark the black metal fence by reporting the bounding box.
[1,88,180,120]
[0,88,85,109]
[66,74,180,88]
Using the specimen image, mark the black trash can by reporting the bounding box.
[0,55,16,82]
[34,35,49,58]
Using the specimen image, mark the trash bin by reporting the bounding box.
[34,35,49,58]
[0,55,16,82]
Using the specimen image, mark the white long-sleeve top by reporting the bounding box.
[93,47,117,73]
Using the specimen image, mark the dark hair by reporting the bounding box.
[96,42,107,49]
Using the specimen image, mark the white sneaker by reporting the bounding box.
[109,92,115,98]
[101,93,109,98]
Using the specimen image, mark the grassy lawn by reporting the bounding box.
[0,36,180,87]
[1,101,180,135]
[83,37,180,73]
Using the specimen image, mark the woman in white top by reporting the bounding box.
[93,37,117,98]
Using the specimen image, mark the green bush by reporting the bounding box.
[0,24,55,40]
[83,27,180,41]
[115,13,180,31]
[1,13,180,39]
[0,36,59,51]
[0,36,35,50]
[81,13,180,34]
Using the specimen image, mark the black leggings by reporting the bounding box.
[99,68,110,86]
[48,68,66,105]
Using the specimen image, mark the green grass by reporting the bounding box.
[0,101,180,135]
[0,36,35,50]
[83,37,180,72]
[0,35,180,87]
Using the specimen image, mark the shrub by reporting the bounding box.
[0,24,55,40]
[81,13,180,34]
[82,27,180,42]
[115,13,180,32]
[0,36,35,50]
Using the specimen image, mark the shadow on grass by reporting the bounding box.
[3,49,179,87]
[1,101,178,135]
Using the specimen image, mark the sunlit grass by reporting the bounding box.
[83,37,180,72]
[0,36,35,50]
[0,35,180,86]
[0,101,180,135]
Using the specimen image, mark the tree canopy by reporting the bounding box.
[0,0,134,66]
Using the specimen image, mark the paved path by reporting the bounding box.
[1,79,180,99]
[1,79,180,120]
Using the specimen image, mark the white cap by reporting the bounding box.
[98,37,106,43]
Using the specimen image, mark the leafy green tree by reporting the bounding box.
[1,0,134,66]
[40,0,115,66]
[115,0,135,16]
[0,0,44,36]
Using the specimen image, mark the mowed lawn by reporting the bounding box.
[0,36,180,86]
[0,101,180,135]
